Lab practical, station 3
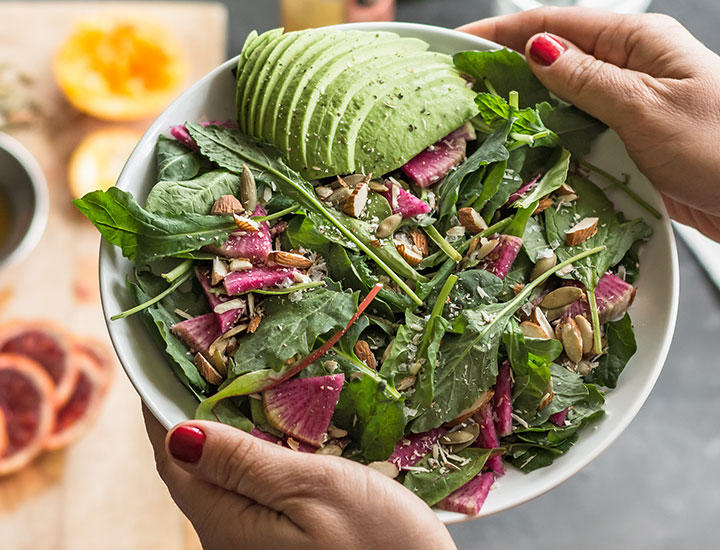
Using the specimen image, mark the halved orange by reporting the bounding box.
[53,17,189,121]
[68,128,142,199]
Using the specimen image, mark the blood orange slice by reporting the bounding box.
[0,321,79,405]
[72,336,114,394]
[0,353,56,476]
[45,350,106,451]
[0,408,7,457]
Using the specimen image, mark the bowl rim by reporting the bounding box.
[0,131,49,271]
[100,21,680,523]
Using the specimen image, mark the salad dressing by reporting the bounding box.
[0,189,9,247]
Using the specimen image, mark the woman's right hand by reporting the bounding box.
[458,8,720,241]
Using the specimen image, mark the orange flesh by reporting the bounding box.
[0,369,43,457]
[1,331,66,387]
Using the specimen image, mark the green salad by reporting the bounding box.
[76,28,656,516]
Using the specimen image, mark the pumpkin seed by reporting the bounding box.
[558,318,583,363]
[369,181,389,192]
[240,164,258,212]
[574,314,594,355]
[368,461,399,478]
[540,286,584,309]
[530,253,557,281]
[316,444,343,456]
[375,213,403,238]
[544,305,570,322]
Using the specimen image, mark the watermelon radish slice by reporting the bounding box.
[196,267,246,333]
[45,350,107,451]
[262,374,345,446]
[71,336,114,394]
[473,403,504,476]
[505,174,540,207]
[477,234,523,280]
[0,321,79,406]
[401,132,468,188]
[0,353,56,476]
[170,120,236,152]
[171,313,222,357]
[493,360,513,438]
[550,408,569,427]
[563,273,635,323]
[388,428,447,469]
[205,204,272,262]
[438,472,495,516]
[380,181,431,218]
[223,266,298,295]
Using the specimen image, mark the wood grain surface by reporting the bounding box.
[0,3,227,549]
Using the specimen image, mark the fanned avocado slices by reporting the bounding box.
[235,28,478,179]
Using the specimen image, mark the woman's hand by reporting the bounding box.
[143,407,456,550]
[459,8,720,241]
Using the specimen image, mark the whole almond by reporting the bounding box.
[354,340,376,370]
[565,216,599,246]
[194,352,224,385]
[268,251,313,268]
[248,315,262,334]
[458,207,488,234]
[212,256,229,285]
[211,194,244,215]
[540,286,584,309]
[343,181,369,217]
[530,307,554,338]
[409,229,429,256]
[394,240,424,266]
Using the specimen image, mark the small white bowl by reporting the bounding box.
[99,22,678,523]
[0,132,48,271]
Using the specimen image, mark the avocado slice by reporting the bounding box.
[326,54,449,177]
[355,70,478,175]
[298,35,426,177]
[235,28,283,132]
[244,32,304,137]
[285,31,395,174]
[306,38,429,179]
[260,30,339,146]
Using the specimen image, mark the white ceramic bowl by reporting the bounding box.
[99,22,679,523]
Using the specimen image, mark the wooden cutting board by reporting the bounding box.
[0,3,227,549]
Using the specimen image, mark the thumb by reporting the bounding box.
[525,32,647,128]
[165,420,316,511]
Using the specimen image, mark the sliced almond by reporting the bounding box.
[533,197,554,215]
[540,286,584,309]
[409,229,429,256]
[211,194,244,215]
[369,239,382,248]
[396,375,416,391]
[530,308,554,338]
[446,225,466,238]
[458,207,488,235]
[445,390,493,427]
[556,182,576,196]
[286,437,301,451]
[232,213,260,233]
[475,238,499,261]
[212,256,229,285]
[229,258,253,272]
[565,217,599,246]
[354,340,376,370]
[394,239,424,266]
[194,352,224,385]
[538,380,554,412]
[343,181,369,217]
[316,444,343,456]
[520,321,551,340]
[558,317,583,363]
[558,193,579,204]
[375,213,402,239]
[511,283,524,296]
[214,298,247,315]
[530,253,557,281]
[248,315,262,334]
[315,185,333,199]
[240,164,258,212]
[368,461,399,479]
[268,251,313,268]
[574,314,594,356]
[467,237,479,257]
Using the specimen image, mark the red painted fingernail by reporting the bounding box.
[169,425,205,463]
[529,34,566,66]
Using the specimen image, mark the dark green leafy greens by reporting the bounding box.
[145,170,242,215]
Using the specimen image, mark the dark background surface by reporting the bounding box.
[18,0,717,547]
[223,3,720,548]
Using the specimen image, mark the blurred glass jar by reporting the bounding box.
[281,0,395,31]
[492,0,653,16]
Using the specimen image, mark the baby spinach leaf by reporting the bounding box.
[230,287,358,375]
[513,148,570,209]
[334,373,406,462]
[506,433,577,473]
[588,313,637,388]
[525,338,563,362]
[503,321,551,420]
[454,49,551,108]
[521,216,550,262]
[74,187,236,263]
[474,93,559,149]
[480,160,524,221]
[379,310,426,384]
[145,170,242,215]
[206,399,254,432]
[538,103,607,157]
[156,135,202,181]
[403,447,494,506]
[427,268,502,319]
[533,363,588,425]
[506,199,538,237]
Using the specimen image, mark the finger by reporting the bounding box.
[523,32,653,129]
[165,420,317,511]
[456,6,632,55]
